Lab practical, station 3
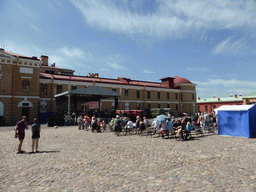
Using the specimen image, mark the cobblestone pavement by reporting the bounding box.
[0,125,256,192]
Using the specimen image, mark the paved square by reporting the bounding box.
[0,125,256,191]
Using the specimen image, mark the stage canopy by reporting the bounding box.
[54,86,121,115]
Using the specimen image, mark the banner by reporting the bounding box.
[82,101,99,109]
[89,102,99,109]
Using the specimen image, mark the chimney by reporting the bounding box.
[41,55,48,66]
[52,63,55,67]
[218,98,220,101]
[213,95,215,98]
[235,94,237,98]
[0,48,4,52]
[230,94,233,97]
[239,94,242,96]
[198,97,200,100]
[160,77,175,88]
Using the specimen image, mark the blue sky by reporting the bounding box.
[1,0,256,98]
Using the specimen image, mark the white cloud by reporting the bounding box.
[194,78,256,98]
[143,69,154,74]
[30,23,41,33]
[60,47,85,58]
[106,61,126,70]
[211,37,249,55]
[2,41,127,76]
[70,0,256,38]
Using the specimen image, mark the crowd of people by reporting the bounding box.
[193,111,218,130]
[14,111,217,154]
[73,112,198,141]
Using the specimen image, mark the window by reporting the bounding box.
[176,104,178,110]
[213,105,216,109]
[137,103,140,110]
[71,86,77,90]
[125,89,129,97]
[112,88,116,92]
[175,93,178,100]
[137,90,140,99]
[22,80,30,92]
[167,103,170,108]
[167,92,169,100]
[40,84,47,95]
[198,106,200,112]
[192,93,195,101]
[147,91,151,99]
[205,105,208,112]
[158,92,161,99]
[45,70,54,74]
[57,85,62,94]
[181,93,183,101]
[148,103,151,109]
[158,103,161,108]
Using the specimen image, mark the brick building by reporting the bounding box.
[0,49,197,125]
[0,48,42,125]
[197,93,256,113]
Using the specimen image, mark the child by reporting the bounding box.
[77,115,84,130]
[101,120,106,132]
[31,118,41,153]
[97,118,102,132]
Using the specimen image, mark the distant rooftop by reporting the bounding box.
[0,48,40,60]
[197,93,256,103]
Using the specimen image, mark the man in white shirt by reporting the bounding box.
[125,118,134,135]
[204,112,210,128]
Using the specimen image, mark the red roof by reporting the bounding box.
[40,73,180,89]
[2,50,40,60]
[174,76,192,84]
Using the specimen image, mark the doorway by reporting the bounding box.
[22,107,30,121]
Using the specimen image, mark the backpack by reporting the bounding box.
[186,123,193,131]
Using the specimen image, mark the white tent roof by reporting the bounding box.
[215,105,255,114]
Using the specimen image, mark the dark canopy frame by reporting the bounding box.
[54,86,121,115]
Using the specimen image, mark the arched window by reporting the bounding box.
[205,105,208,112]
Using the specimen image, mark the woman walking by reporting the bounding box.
[31,118,41,153]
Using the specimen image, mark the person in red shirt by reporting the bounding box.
[97,118,102,132]
[15,116,28,154]
[84,114,90,131]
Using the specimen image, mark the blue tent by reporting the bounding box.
[217,105,256,138]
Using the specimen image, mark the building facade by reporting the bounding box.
[197,94,256,113]
[0,49,42,125]
[0,50,197,125]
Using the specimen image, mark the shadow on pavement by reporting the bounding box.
[18,150,61,155]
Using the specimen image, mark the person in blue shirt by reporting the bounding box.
[31,118,41,153]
